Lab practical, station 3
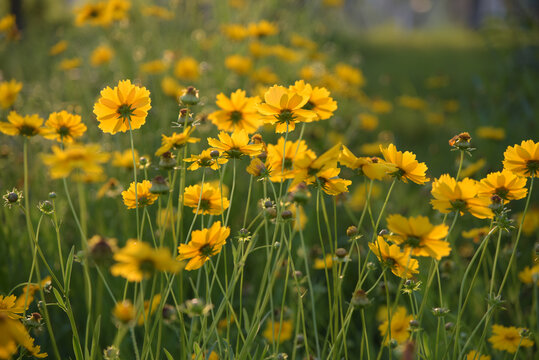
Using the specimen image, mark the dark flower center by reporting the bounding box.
[58,126,71,137]
[230,111,243,123]
[277,109,295,124]
[303,101,315,110]
[450,199,467,212]
[526,160,539,175]
[117,104,135,121]
[18,125,39,136]
[199,244,215,257]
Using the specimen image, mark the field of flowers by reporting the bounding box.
[0,1,538,359]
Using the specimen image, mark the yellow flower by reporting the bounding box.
[0,111,43,137]
[161,76,184,99]
[518,264,539,286]
[258,85,317,133]
[208,129,263,158]
[208,90,261,134]
[41,143,109,179]
[266,137,315,182]
[340,145,396,180]
[155,126,200,156]
[316,167,352,195]
[370,98,392,114]
[191,351,219,360]
[97,178,123,199]
[369,237,419,278]
[0,80,22,109]
[250,66,279,84]
[43,110,87,143]
[398,95,427,110]
[359,113,378,131]
[378,306,413,344]
[462,226,491,243]
[360,142,385,156]
[386,214,450,260]
[488,324,534,353]
[121,180,159,209]
[140,59,168,74]
[478,170,528,201]
[59,57,82,70]
[90,45,114,66]
[380,144,429,185]
[460,158,486,178]
[289,80,337,121]
[313,254,333,269]
[335,63,365,86]
[503,140,539,177]
[137,294,161,325]
[262,320,293,343]
[106,0,131,21]
[517,208,539,236]
[141,5,174,20]
[477,126,505,140]
[93,79,151,134]
[249,41,272,58]
[221,24,249,41]
[431,175,494,219]
[425,75,449,89]
[185,149,228,171]
[74,2,111,27]
[113,300,136,325]
[323,0,344,7]
[225,55,252,75]
[112,149,139,169]
[348,182,382,211]
[0,314,47,359]
[444,100,460,112]
[111,240,182,281]
[247,20,278,37]
[270,45,300,62]
[174,57,200,80]
[183,183,230,215]
[156,207,177,229]
[0,14,16,34]
[288,203,307,231]
[464,350,490,360]
[178,221,230,270]
[290,34,317,51]
[292,143,341,186]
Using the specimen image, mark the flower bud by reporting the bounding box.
[378,229,389,236]
[210,150,220,158]
[159,151,176,170]
[445,322,454,331]
[180,86,200,105]
[409,319,419,329]
[38,200,54,215]
[335,248,348,258]
[432,307,450,317]
[351,289,371,308]
[150,176,170,195]
[281,210,293,220]
[103,346,120,360]
[346,226,358,237]
[257,151,267,162]
[48,192,57,199]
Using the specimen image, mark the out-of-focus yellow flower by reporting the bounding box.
[290,34,317,51]
[460,158,486,179]
[426,112,444,125]
[359,113,378,131]
[185,149,228,171]
[157,207,176,229]
[137,294,161,325]
[248,41,272,58]
[517,208,539,236]
[74,2,111,27]
[292,143,341,187]
[359,142,384,156]
[141,5,174,20]
[209,90,261,134]
[0,313,47,358]
[443,100,459,112]
[398,95,427,111]
[140,59,168,74]
[0,14,16,34]
[464,350,490,360]
[208,129,263,158]
[348,182,382,211]
[270,44,301,62]
[250,66,279,84]
[161,76,184,99]
[386,214,450,260]
[183,183,230,215]
[488,324,534,353]
[91,45,114,66]
[478,170,527,202]
[267,137,314,182]
[323,0,344,7]
[380,144,429,185]
[41,143,109,179]
[462,226,491,243]
[93,79,151,134]
[225,55,252,75]
[378,306,413,344]
[178,221,230,270]
[369,237,419,278]
[503,140,539,178]
[155,126,200,156]
[263,320,293,343]
[59,57,82,70]
[248,20,278,37]
[370,98,392,114]
[43,110,86,143]
[289,80,337,121]
[112,149,139,169]
[49,40,68,56]
[221,24,249,41]
[0,80,22,109]
[174,57,200,80]
[113,300,136,325]
[425,75,449,89]
[477,126,505,140]
[340,145,395,180]
[107,0,131,21]
[431,175,493,219]
[518,264,539,286]
[335,63,365,86]
[313,254,333,269]
[97,178,123,199]
[191,351,219,360]
[111,240,182,281]
[121,180,159,209]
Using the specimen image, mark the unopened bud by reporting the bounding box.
[150,176,170,195]
[335,248,348,258]
[346,226,358,237]
[210,150,220,158]
[180,86,200,105]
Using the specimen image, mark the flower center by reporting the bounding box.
[526,159,539,175]
[18,125,39,136]
[450,199,467,212]
[58,125,71,137]
[226,148,243,159]
[277,109,295,124]
[199,244,215,257]
[494,187,509,200]
[137,195,150,206]
[199,198,211,211]
[117,104,135,121]
[230,111,243,123]
[404,236,422,248]
[303,101,315,110]
[139,259,155,275]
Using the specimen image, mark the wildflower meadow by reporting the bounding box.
[0,1,538,359]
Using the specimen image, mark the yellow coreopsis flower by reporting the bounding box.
[208,90,261,134]
[386,214,450,260]
[289,80,337,121]
[208,129,263,158]
[266,137,315,182]
[183,183,230,215]
[174,57,200,80]
[0,314,47,359]
[137,294,161,325]
[398,95,427,111]
[518,264,539,286]
[339,145,396,180]
[112,149,139,169]
[221,24,249,41]
[334,63,365,86]
[111,240,182,281]
[380,144,429,185]
[225,55,253,75]
[155,126,200,156]
[161,76,184,99]
[378,306,413,344]
[431,175,494,219]
[488,324,534,353]
[74,2,111,27]
[43,110,87,143]
[185,149,228,171]
[106,0,131,21]
[316,167,352,195]
[359,113,378,131]
[292,143,341,186]
[90,45,114,66]
[178,221,230,270]
[41,143,109,179]
[477,126,505,140]
[464,350,490,360]
[250,67,279,84]
[140,60,167,74]
[93,80,151,134]
[141,5,174,19]
[461,226,491,243]
[262,320,293,343]
[503,140,539,178]
[0,111,43,137]
[49,40,68,56]
[370,98,393,114]
[257,85,317,133]
[121,180,158,209]
[247,20,278,37]
[113,300,136,325]
[59,57,82,70]
[369,236,419,278]
[478,170,527,202]
[313,254,334,270]
[0,79,22,109]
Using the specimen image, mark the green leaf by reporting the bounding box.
[64,246,75,294]
[163,349,175,360]
[52,288,66,312]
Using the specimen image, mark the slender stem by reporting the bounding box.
[128,121,140,241]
